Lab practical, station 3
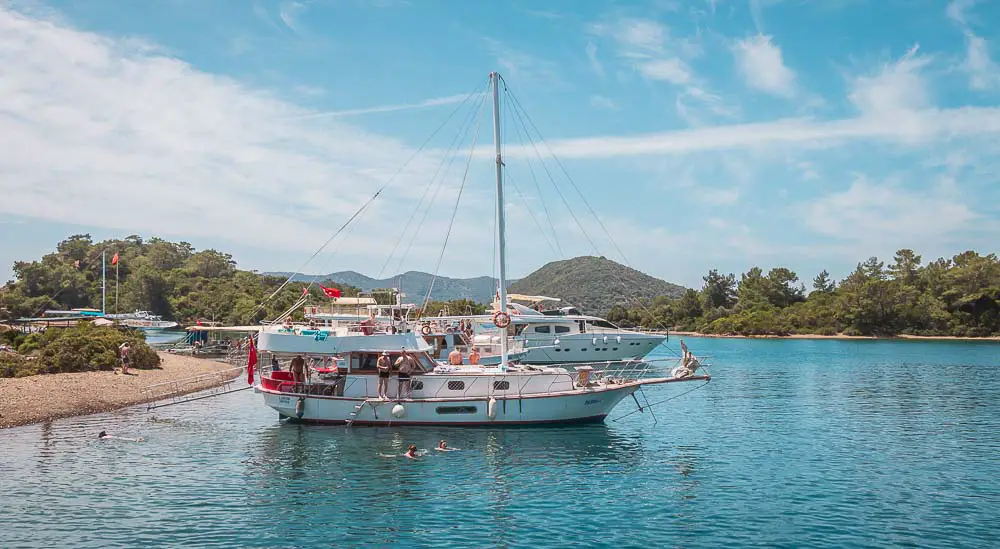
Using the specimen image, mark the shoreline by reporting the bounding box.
[670,331,1000,342]
[0,352,241,429]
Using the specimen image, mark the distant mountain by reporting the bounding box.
[266,270,511,304]
[508,256,687,315]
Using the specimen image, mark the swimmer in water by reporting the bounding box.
[435,440,458,452]
[404,444,419,459]
[98,430,144,442]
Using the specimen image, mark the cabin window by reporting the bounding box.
[589,320,618,329]
[447,380,465,391]
[436,406,477,415]
[533,325,551,334]
[493,381,510,390]
[554,326,570,334]
[412,380,424,391]
[514,324,527,336]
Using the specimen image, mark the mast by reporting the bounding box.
[101,250,106,314]
[491,71,509,371]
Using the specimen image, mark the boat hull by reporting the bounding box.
[260,384,641,426]
[517,333,666,364]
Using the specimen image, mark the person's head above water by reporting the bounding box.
[408,444,417,452]
[98,431,107,438]
[438,440,447,448]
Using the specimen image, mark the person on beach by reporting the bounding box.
[448,347,464,365]
[290,354,306,384]
[468,348,481,365]
[376,351,392,399]
[118,342,131,374]
[395,349,415,399]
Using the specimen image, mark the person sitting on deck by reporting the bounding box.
[468,348,481,365]
[448,348,464,366]
[290,354,306,384]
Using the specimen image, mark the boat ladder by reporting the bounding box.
[141,366,247,410]
[346,398,377,427]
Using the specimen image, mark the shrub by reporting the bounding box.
[1,322,160,377]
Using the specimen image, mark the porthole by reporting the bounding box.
[447,380,465,391]
[493,380,510,390]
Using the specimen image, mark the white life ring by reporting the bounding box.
[493,311,511,329]
[487,397,498,420]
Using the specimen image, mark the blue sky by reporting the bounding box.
[1,0,999,290]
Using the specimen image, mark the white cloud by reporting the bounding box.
[293,93,480,118]
[0,7,480,273]
[638,58,692,85]
[962,32,1000,90]
[585,42,604,78]
[948,1,1000,91]
[589,95,619,110]
[279,1,306,35]
[804,176,977,242]
[733,34,796,97]
[848,45,930,117]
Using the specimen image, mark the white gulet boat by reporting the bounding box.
[253,72,709,426]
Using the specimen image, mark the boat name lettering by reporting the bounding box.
[584,399,602,405]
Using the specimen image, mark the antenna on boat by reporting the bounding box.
[491,71,509,372]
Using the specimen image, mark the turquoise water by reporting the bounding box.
[2,337,999,548]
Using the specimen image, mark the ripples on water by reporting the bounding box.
[2,338,999,548]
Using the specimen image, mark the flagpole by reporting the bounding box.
[115,260,119,314]
[102,250,106,314]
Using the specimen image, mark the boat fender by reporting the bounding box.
[592,337,598,345]
[553,338,560,346]
[603,336,608,344]
[421,325,431,336]
[487,397,498,420]
[295,396,305,418]
[391,404,406,418]
[616,335,622,344]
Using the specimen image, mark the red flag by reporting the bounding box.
[302,287,309,296]
[111,253,119,266]
[319,285,341,298]
[247,336,258,385]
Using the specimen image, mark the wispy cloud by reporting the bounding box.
[292,93,479,119]
[947,0,1000,91]
[482,37,560,85]
[589,95,619,111]
[585,42,604,78]
[733,34,796,97]
[279,1,307,36]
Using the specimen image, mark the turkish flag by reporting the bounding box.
[247,336,258,385]
[320,285,341,298]
[111,253,119,266]
[302,287,309,296]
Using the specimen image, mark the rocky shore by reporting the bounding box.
[0,352,241,429]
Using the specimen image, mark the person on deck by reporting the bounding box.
[448,347,464,366]
[290,354,306,384]
[395,349,415,399]
[270,355,281,373]
[468,348,481,365]
[376,351,392,399]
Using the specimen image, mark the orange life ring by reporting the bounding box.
[421,324,432,336]
[493,311,511,329]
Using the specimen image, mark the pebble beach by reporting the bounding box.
[0,352,240,428]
